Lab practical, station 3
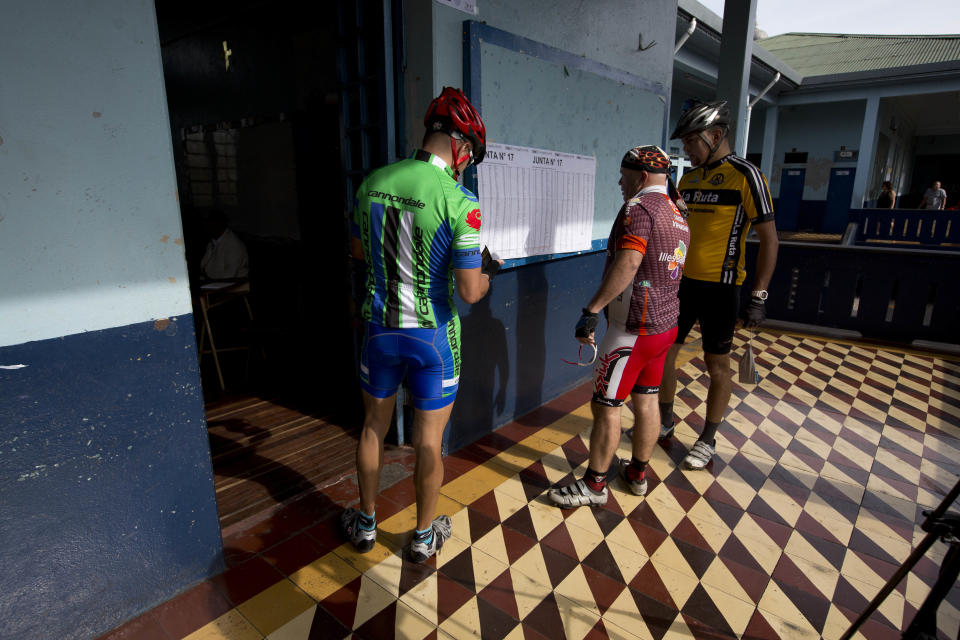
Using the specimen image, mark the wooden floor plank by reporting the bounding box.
[204,394,361,528]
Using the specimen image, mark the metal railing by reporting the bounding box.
[849,208,958,247]
[745,240,960,345]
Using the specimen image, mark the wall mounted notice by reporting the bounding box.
[476,142,596,260]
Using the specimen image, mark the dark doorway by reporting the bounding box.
[824,167,856,233]
[910,154,960,209]
[777,167,805,231]
[155,0,400,528]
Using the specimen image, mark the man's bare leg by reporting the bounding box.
[412,401,455,531]
[680,351,732,470]
[619,390,662,493]
[587,401,622,474]
[548,400,619,507]
[658,344,681,406]
[657,344,682,435]
[629,391,660,462]
[702,351,732,436]
[357,391,398,517]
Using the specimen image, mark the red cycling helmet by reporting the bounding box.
[424,87,486,165]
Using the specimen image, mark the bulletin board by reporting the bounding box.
[477,142,596,260]
[463,21,669,266]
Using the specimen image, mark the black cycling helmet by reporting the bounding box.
[424,87,487,165]
[670,99,730,140]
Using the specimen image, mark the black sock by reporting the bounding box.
[699,420,720,445]
[583,467,607,492]
[659,402,674,427]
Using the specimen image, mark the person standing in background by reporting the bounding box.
[876,181,896,209]
[920,180,947,210]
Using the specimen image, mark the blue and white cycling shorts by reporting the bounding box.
[359,319,461,410]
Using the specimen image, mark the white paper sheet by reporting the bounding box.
[477,142,595,260]
[436,0,477,15]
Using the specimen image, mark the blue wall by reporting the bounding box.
[410,0,676,156]
[768,100,864,200]
[0,316,221,640]
[450,252,604,450]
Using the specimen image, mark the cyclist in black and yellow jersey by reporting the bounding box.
[659,99,779,471]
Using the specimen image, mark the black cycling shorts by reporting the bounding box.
[675,277,740,355]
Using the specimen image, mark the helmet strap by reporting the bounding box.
[450,136,471,181]
[450,137,461,180]
[699,128,725,163]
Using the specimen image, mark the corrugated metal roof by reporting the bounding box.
[757,33,960,77]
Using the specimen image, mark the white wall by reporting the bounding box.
[0,0,191,347]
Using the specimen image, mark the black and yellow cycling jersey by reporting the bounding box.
[677,154,775,285]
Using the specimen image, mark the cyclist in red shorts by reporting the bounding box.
[549,145,690,508]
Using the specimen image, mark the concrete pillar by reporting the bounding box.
[716,0,759,154]
[761,104,778,187]
[852,96,880,208]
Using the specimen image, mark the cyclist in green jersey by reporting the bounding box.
[341,87,502,563]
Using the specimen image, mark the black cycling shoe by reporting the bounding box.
[658,421,675,441]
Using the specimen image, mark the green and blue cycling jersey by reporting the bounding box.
[351,150,483,329]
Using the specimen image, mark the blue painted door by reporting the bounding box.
[777,168,805,231]
[824,167,856,234]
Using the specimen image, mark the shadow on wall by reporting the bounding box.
[448,253,604,451]
[451,295,510,450]
[515,263,548,416]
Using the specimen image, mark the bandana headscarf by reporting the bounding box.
[621,145,672,174]
[621,144,688,217]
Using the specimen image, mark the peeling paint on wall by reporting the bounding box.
[803,157,835,191]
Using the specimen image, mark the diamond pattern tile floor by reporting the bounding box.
[98,330,960,639]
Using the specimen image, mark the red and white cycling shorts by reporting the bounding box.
[592,324,677,407]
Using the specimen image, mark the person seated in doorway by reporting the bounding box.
[200,208,249,281]
[876,181,896,209]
